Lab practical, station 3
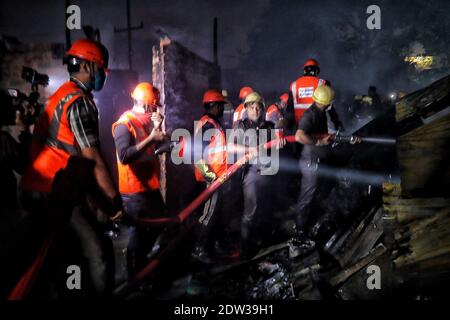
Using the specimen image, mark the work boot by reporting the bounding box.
[289,230,316,259]
[289,239,316,259]
[295,230,315,246]
[191,245,215,265]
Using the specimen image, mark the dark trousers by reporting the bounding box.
[18,191,115,297]
[121,190,165,277]
[241,167,273,254]
[294,158,333,234]
[194,180,231,251]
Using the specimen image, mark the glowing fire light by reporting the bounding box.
[404,56,434,70]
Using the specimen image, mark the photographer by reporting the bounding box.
[0,89,32,216]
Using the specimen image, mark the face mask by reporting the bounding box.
[93,68,106,91]
[84,62,106,92]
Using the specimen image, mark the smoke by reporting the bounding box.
[1,0,449,97]
[226,0,450,102]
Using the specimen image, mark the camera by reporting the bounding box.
[0,88,43,127]
[21,66,49,91]
[0,67,48,127]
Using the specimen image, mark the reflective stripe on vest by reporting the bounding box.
[266,104,282,118]
[32,92,82,155]
[266,105,284,135]
[290,76,326,124]
[232,104,246,126]
[21,81,86,193]
[112,110,160,194]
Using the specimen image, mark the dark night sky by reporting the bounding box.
[1,0,450,102]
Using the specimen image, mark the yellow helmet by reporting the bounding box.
[312,85,335,106]
[244,92,264,107]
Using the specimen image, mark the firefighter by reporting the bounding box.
[190,89,230,263]
[266,92,289,134]
[112,82,167,277]
[290,59,328,126]
[292,85,343,242]
[232,86,253,126]
[20,39,121,295]
[233,92,286,258]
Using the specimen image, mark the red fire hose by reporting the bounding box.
[134,135,297,227]
[8,237,54,300]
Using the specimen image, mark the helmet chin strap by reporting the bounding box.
[79,61,96,91]
[88,61,96,83]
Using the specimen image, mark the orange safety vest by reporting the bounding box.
[232,103,246,126]
[194,114,228,182]
[266,104,282,123]
[265,104,284,137]
[290,76,326,125]
[21,81,86,193]
[112,110,160,194]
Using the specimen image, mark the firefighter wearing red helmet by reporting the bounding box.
[20,39,121,295]
[191,89,231,264]
[289,59,328,125]
[266,93,289,135]
[232,86,253,126]
[112,82,167,276]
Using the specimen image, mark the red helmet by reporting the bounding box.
[65,39,109,69]
[131,82,160,106]
[239,86,254,100]
[203,89,226,104]
[279,93,289,103]
[304,59,319,69]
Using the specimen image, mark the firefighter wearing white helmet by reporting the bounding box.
[233,91,287,258]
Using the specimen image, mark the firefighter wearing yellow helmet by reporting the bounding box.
[287,84,344,244]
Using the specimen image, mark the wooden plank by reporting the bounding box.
[329,244,387,287]
[383,197,450,224]
[398,113,450,198]
[393,207,450,269]
[328,207,379,259]
[335,208,384,267]
[395,75,450,122]
[382,183,402,196]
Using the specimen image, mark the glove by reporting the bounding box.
[195,160,217,183]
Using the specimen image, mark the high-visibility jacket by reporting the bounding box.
[265,103,284,137]
[290,76,326,125]
[266,103,283,124]
[232,103,246,126]
[112,110,160,194]
[194,114,228,182]
[21,81,86,193]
